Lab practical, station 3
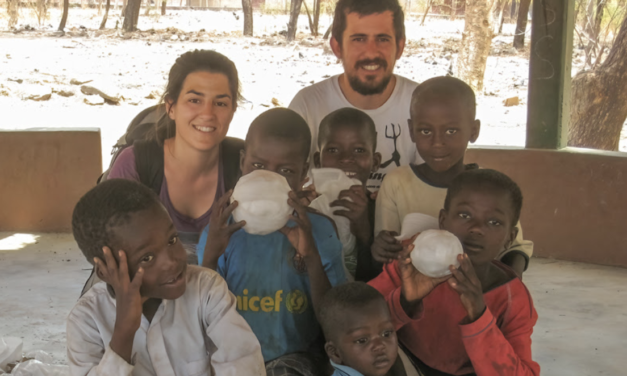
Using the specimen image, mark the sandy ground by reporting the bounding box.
[1,232,626,373]
[1,8,625,170]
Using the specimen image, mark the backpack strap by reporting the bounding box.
[221,137,245,191]
[133,140,165,196]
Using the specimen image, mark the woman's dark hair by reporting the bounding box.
[332,0,405,47]
[153,49,242,143]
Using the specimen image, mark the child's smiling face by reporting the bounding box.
[240,134,309,192]
[439,186,518,267]
[409,96,480,173]
[326,300,398,376]
[315,123,381,186]
[108,204,188,300]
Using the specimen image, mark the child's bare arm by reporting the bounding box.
[94,248,144,364]
[202,190,246,270]
[280,191,332,314]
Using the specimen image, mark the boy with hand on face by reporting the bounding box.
[197,108,347,376]
[318,282,406,376]
[313,108,383,282]
[373,76,533,276]
[67,179,265,376]
[370,169,540,376]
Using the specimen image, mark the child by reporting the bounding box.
[197,108,347,376]
[318,282,403,376]
[313,108,382,282]
[67,179,265,376]
[370,169,540,376]
[373,76,532,276]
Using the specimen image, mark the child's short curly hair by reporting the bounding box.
[72,179,162,264]
[444,169,523,225]
[318,282,386,341]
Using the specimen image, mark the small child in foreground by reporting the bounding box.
[314,108,383,282]
[370,169,540,376]
[318,282,407,376]
[67,179,264,376]
[197,108,347,376]
[374,76,533,276]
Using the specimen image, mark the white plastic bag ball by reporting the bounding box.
[410,229,463,278]
[231,170,293,235]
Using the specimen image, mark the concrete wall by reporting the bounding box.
[0,129,101,233]
[466,147,627,268]
[1,134,625,269]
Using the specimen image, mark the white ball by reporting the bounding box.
[410,229,463,278]
[231,170,293,235]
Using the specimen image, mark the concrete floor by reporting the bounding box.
[1,232,626,374]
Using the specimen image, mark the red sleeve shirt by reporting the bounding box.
[369,261,540,376]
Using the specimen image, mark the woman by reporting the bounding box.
[106,49,244,262]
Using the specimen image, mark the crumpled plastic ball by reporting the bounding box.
[411,229,463,278]
[231,170,293,235]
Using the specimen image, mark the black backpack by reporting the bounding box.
[99,104,244,194]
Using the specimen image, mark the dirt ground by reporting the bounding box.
[1,8,626,169]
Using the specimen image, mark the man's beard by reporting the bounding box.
[346,58,393,96]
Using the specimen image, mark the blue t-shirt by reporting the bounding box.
[197,212,347,362]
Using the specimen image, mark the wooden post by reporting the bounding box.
[525,0,574,149]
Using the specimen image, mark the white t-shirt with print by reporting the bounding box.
[289,74,423,191]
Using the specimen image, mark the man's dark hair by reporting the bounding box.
[318,282,387,341]
[72,179,162,265]
[318,107,377,150]
[444,169,523,225]
[245,108,312,161]
[410,76,477,120]
[332,0,405,47]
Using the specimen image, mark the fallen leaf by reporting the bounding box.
[503,96,520,107]
[70,78,93,85]
[25,93,51,101]
[81,85,120,104]
[271,97,283,107]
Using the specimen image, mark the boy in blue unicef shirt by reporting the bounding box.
[197,108,347,376]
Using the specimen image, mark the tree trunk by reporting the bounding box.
[121,0,128,16]
[450,0,457,20]
[313,0,321,36]
[58,0,69,30]
[123,0,141,31]
[100,0,111,29]
[498,1,508,34]
[457,0,498,92]
[287,0,303,42]
[513,0,531,49]
[585,0,606,67]
[8,0,19,28]
[303,0,315,35]
[510,0,517,20]
[37,0,48,25]
[421,0,432,26]
[242,0,253,36]
[161,0,165,15]
[569,13,627,151]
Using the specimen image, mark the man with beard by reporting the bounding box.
[289,0,422,191]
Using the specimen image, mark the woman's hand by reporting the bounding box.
[371,231,403,263]
[331,185,371,245]
[280,191,319,264]
[94,247,144,363]
[447,254,486,323]
[203,190,245,269]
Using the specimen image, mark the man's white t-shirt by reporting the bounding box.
[289,74,423,191]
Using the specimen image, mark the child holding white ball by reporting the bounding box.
[369,169,540,376]
[373,76,533,277]
[197,108,347,376]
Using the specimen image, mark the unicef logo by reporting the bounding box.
[285,290,308,314]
